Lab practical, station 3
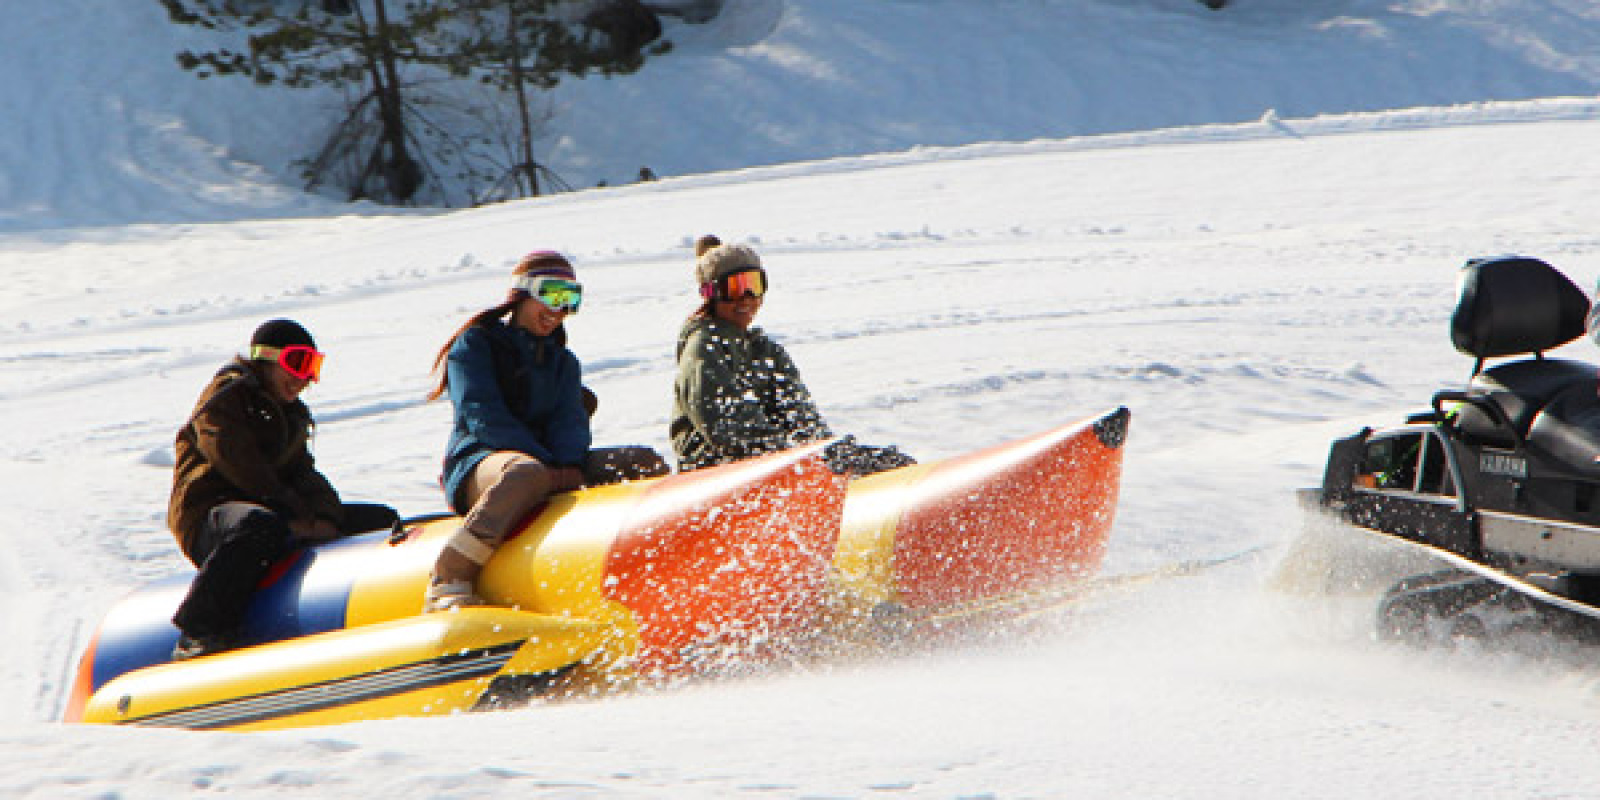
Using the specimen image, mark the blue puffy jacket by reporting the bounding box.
[440,319,591,513]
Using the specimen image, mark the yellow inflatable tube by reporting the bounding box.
[78,608,605,730]
[67,442,848,728]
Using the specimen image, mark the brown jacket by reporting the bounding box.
[168,358,342,560]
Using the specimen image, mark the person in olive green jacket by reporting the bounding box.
[669,236,915,476]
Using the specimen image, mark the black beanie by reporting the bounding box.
[250,319,316,352]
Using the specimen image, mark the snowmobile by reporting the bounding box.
[1298,255,1600,644]
[65,407,1129,730]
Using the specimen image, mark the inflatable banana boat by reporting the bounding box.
[64,407,1128,730]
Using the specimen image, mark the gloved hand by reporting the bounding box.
[824,436,916,477]
[290,517,341,544]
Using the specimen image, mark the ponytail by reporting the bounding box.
[426,297,522,402]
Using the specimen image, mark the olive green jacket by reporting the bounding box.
[670,315,831,470]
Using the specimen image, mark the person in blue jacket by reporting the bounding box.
[422,251,667,612]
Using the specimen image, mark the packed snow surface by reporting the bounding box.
[4,0,1600,797]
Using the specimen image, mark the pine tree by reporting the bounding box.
[160,0,453,202]
[159,0,669,204]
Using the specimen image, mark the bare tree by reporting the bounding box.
[440,0,670,199]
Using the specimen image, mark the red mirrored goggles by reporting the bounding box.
[250,344,325,382]
[700,268,768,301]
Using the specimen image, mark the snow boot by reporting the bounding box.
[171,631,236,661]
[423,580,482,613]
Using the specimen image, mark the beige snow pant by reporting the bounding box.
[431,447,668,583]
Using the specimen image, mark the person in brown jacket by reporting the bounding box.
[168,319,397,660]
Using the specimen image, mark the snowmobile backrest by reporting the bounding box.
[1451,256,1590,362]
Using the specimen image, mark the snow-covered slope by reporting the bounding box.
[4,0,1599,232]
[5,1,1600,797]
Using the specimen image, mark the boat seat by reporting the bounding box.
[1453,359,1597,448]
[1528,379,1600,478]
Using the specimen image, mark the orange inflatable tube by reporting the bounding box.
[834,407,1128,613]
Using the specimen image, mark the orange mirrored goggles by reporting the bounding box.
[250,344,325,381]
[701,268,768,301]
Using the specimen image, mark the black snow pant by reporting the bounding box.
[172,501,399,638]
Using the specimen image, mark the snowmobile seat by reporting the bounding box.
[1452,359,1598,448]
[1445,256,1594,448]
[1527,380,1600,479]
